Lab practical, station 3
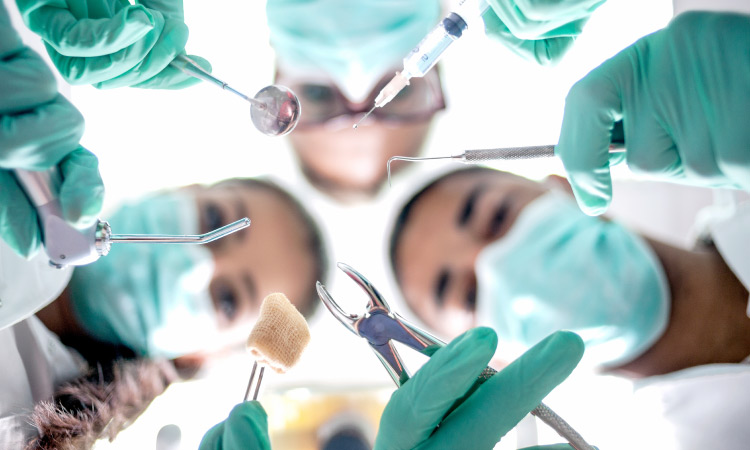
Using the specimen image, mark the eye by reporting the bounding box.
[465,283,477,312]
[212,281,238,323]
[301,84,336,103]
[204,202,224,232]
[485,201,510,240]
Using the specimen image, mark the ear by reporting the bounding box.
[542,174,574,196]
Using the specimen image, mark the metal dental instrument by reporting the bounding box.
[317,262,595,450]
[354,0,489,129]
[14,168,250,268]
[170,55,301,136]
[387,144,626,185]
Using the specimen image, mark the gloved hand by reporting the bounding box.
[556,12,750,216]
[15,0,211,89]
[199,401,271,450]
[374,327,584,450]
[0,3,104,258]
[482,0,606,66]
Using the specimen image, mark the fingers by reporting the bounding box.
[424,331,584,450]
[482,11,575,66]
[137,0,185,21]
[92,17,188,89]
[197,421,225,450]
[131,53,211,89]
[22,4,154,57]
[556,48,632,215]
[374,327,498,450]
[0,170,40,258]
[0,47,58,114]
[58,147,104,228]
[0,94,84,170]
[223,402,271,450]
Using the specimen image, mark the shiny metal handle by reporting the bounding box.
[14,168,61,206]
[169,55,265,108]
[13,168,105,267]
[463,145,556,162]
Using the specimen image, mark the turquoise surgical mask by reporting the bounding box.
[267,0,441,102]
[69,193,218,358]
[475,191,670,367]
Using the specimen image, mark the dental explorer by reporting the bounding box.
[14,168,250,268]
[354,0,489,129]
[170,55,301,137]
[387,120,627,184]
[387,143,626,185]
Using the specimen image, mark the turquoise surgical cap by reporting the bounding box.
[267,0,441,102]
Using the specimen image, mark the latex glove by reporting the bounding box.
[0,3,104,257]
[482,0,606,65]
[199,402,271,450]
[556,11,750,215]
[15,0,211,89]
[374,327,584,450]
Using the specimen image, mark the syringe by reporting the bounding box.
[354,0,490,129]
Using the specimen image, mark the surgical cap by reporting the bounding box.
[267,0,441,102]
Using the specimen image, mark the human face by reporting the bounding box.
[280,69,444,198]
[291,120,433,197]
[394,170,548,340]
[190,182,317,348]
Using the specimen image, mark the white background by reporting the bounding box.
[5,0,749,448]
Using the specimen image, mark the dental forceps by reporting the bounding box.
[316,262,595,450]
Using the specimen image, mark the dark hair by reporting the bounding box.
[389,167,495,285]
[25,356,176,450]
[215,177,329,318]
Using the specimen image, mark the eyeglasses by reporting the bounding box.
[277,69,446,129]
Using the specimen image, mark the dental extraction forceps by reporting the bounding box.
[317,262,595,450]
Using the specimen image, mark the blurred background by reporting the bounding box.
[7,0,748,448]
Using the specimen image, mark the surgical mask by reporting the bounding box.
[475,191,670,367]
[267,0,441,103]
[69,193,218,358]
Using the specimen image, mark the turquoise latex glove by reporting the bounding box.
[15,0,211,89]
[199,402,271,450]
[557,12,750,215]
[374,328,584,450]
[0,3,104,257]
[483,0,606,65]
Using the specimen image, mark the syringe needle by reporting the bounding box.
[353,105,377,130]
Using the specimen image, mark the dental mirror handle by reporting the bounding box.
[14,168,109,268]
[170,55,266,109]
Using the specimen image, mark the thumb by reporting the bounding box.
[556,44,635,215]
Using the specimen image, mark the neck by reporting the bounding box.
[36,286,87,340]
[612,238,750,378]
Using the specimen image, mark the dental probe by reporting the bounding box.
[388,143,625,185]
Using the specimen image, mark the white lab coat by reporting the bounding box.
[0,241,85,447]
[629,203,750,450]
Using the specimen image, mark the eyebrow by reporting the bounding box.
[457,183,486,227]
[234,193,250,244]
[433,268,449,308]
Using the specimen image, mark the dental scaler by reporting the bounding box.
[14,169,250,268]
